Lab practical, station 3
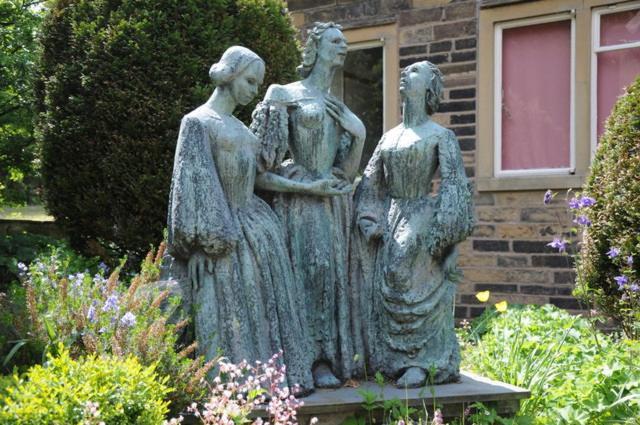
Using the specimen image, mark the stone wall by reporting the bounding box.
[286,0,579,318]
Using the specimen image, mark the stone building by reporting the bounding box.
[286,0,640,318]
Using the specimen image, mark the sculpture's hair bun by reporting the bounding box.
[209,46,264,86]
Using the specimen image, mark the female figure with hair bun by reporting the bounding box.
[251,22,365,387]
[166,46,328,393]
[352,61,474,388]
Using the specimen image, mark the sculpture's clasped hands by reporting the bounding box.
[304,177,352,196]
[324,95,365,141]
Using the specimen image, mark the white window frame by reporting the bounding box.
[494,13,577,177]
[590,2,640,155]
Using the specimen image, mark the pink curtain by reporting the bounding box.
[597,10,640,138]
[501,20,572,171]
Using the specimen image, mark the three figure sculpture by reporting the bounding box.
[164,22,474,393]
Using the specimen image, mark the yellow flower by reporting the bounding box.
[495,300,508,313]
[476,290,490,303]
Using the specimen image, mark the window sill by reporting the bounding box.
[476,174,586,192]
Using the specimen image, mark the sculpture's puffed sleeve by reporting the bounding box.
[250,100,289,173]
[167,115,239,260]
[354,136,388,241]
[429,129,474,256]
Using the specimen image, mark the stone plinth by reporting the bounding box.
[289,372,529,424]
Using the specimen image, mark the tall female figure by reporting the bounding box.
[251,22,365,387]
[352,61,474,387]
[166,46,339,393]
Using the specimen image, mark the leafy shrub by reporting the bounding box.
[21,243,213,414]
[576,76,640,339]
[461,304,640,424]
[0,236,85,373]
[0,0,44,206]
[0,346,170,424]
[36,0,300,257]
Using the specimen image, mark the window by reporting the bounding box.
[331,24,400,171]
[333,43,384,171]
[591,4,640,152]
[478,0,640,191]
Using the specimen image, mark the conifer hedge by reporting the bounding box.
[576,76,640,339]
[36,0,300,257]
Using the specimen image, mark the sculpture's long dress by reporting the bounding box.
[352,122,474,382]
[166,106,314,391]
[251,98,355,380]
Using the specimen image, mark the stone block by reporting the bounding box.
[399,45,428,56]
[497,255,528,267]
[439,62,476,75]
[400,26,434,44]
[459,254,496,267]
[521,207,563,223]
[438,100,475,113]
[458,137,475,151]
[519,285,556,295]
[430,40,452,53]
[531,255,574,268]
[550,297,582,310]
[474,192,494,205]
[472,224,495,237]
[512,240,555,253]
[472,239,509,252]
[475,283,518,293]
[453,125,475,136]
[444,2,477,20]
[554,271,576,284]
[433,20,476,39]
[399,7,443,26]
[451,50,476,62]
[476,206,520,222]
[450,88,476,99]
[455,37,477,50]
[451,113,475,124]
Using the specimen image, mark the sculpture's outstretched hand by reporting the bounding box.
[188,250,215,292]
[324,95,365,141]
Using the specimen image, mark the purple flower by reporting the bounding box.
[630,282,640,292]
[102,294,119,312]
[87,305,97,323]
[568,197,581,209]
[72,273,85,288]
[120,311,136,327]
[607,247,621,259]
[543,190,553,205]
[98,262,109,274]
[98,327,107,334]
[579,196,596,207]
[574,215,592,226]
[614,275,628,290]
[627,255,634,266]
[547,238,569,253]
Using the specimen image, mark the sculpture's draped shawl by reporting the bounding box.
[250,101,289,173]
[167,115,238,260]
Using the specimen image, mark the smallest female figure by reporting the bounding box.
[352,61,474,387]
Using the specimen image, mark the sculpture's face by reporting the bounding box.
[399,62,432,99]
[317,27,347,68]
[230,60,265,106]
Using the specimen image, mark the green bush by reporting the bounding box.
[21,243,212,414]
[575,76,640,339]
[0,346,170,424]
[461,304,640,424]
[36,0,300,257]
[0,1,44,206]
